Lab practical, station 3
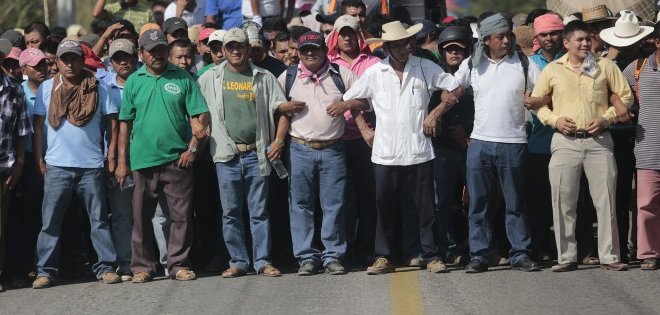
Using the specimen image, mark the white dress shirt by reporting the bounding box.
[343,55,459,166]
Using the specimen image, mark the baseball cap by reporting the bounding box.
[208,30,227,45]
[19,48,47,66]
[334,15,359,32]
[1,30,24,48]
[0,38,11,56]
[198,27,216,42]
[139,23,161,37]
[109,39,136,57]
[298,31,325,48]
[163,17,188,35]
[223,28,247,45]
[139,29,168,51]
[56,40,84,57]
[242,21,263,47]
[416,20,438,40]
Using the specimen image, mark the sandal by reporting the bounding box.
[222,267,246,278]
[174,269,197,281]
[258,265,281,277]
[131,272,152,283]
[581,256,600,265]
[641,258,659,270]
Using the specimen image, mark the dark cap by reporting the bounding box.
[298,31,325,48]
[56,40,84,57]
[1,30,24,48]
[0,38,11,56]
[162,17,188,35]
[139,29,168,51]
[416,20,438,40]
[316,13,341,25]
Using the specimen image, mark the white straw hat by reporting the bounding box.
[600,10,654,47]
[365,21,423,44]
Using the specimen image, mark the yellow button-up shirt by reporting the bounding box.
[532,54,633,129]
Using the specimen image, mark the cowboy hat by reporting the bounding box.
[600,10,654,47]
[582,4,616,24]
[365,21,423,44]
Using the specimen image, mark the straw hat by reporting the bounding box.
[600,10,653,47]
[513,25,534,55]
[365,21,423,44]
[582,5,616,23]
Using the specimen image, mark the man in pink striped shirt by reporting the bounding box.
[326,14,381,265]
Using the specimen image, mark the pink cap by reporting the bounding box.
[19,48,47,67]
[6,47,22,61]
[198,27,216,42]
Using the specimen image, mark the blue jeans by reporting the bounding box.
[108,177,133,275]
[216,151,271,271]
[466,140,532,264]
[433,147,464,261]
[36,166,117,279]
[287,140,347,265]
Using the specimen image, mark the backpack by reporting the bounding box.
[284,63,346,100]
[633,57,648,101]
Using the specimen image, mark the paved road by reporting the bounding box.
[2,263,660,315]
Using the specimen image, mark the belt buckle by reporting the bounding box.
[574,130,587,139]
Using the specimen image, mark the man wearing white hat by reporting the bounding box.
[342,21,462,275]
[532,20,634,272]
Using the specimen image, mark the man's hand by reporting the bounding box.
[326,101,348,118]
[613,104,632,124]
[361,128,375,147]
[278,101,306,114]
[524,92,551,110]
[555,117,577,135]
[115,162,131,189]
[423,111,441,137]
[36,159,46,180]
[441,90,458,106]
[5,161,23,190]
[103,23,124,39]
[177,150,196,168]
[191,118,209,140]
[585,118,606,135]
[267,139,284,160]
[106,159,117,177]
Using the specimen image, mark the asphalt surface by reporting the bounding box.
[1,263,659,315]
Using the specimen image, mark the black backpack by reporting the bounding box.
[284,63,346,100]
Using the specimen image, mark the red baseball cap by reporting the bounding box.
[19,48,47,67]
[198,27,216,42]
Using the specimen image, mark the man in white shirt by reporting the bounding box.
[342,21,461,275]
[453,13,541,273]
[164,0,205,26]
[241,0,296,25]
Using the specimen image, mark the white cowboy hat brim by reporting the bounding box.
[600,26,654,47]
[365,23,424,44]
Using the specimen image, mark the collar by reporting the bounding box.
[534,49,565,62]
[21,80,37,99]
[136,63,179,77]
[328,52,370,65]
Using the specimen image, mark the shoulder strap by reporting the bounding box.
[517,50,529,91]
[634,58,647,101]
[284,65,297,100]
[329,63,346,94]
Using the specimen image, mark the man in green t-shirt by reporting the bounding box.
[197,28,298,278]
[116,29,209,283]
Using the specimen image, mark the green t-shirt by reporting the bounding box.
[105,2,152,31]
[196,63,214,77]
[222,65,257,144]
[119,64,209,170]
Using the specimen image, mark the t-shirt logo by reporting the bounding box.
[164,83,181,95]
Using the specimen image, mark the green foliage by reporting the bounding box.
[455,0,548,17]
[0,0,49,31]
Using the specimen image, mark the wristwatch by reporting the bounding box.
[188,145,198,154]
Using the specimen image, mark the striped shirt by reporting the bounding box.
[623,53,660,170]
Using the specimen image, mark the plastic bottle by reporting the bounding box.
[266,145,288,179]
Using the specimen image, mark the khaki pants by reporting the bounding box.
[549,132,621,264]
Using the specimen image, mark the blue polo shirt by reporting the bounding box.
[205,0,242,29]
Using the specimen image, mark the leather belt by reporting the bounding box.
[291,136,340,150]
[557,129,593,139]
[236,143,256,153]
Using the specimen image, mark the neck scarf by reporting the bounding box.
[472,13,515,68]
[48,70,99,129]
[298,58,330,86]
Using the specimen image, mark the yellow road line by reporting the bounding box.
[390,268,424,315]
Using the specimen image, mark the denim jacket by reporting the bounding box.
[197,61,287,176]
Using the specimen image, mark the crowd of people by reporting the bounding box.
[0,0,659,291]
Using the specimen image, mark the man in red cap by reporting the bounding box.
[1,47,23,83]
[194,27,216,73]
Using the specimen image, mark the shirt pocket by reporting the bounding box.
[590,77,608,105]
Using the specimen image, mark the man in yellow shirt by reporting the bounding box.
[532,20,633,272]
